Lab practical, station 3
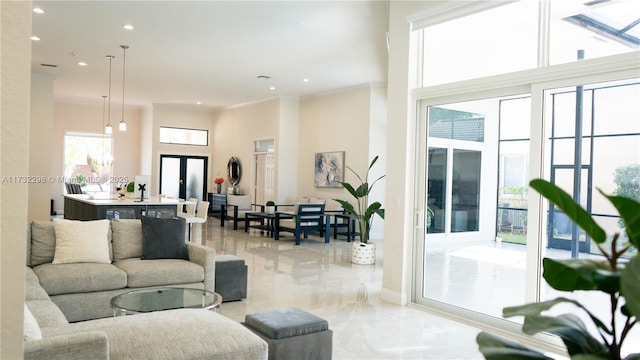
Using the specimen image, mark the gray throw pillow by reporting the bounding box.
[140,217,188,260]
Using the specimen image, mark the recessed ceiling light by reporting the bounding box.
[31,36,40,41]
[269,86,276,90]
[78,62,88,66]
[303,78,309,82]
[32,7,45,14]
[122,24,134,30]
[196,101,202,105]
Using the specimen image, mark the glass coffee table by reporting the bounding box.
[111,287,223,316]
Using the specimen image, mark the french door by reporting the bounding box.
[159,155,208,201]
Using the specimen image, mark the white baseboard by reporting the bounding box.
[380,287,407,305]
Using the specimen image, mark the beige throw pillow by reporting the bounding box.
[52,219,111,264]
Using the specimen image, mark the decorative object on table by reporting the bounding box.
[265,200,275,214]
[314,151,344,188]
[124,181,135,198]
[476,179,640,360]
[227,157,242,185]
[134,175,150,200]
[215,177,224,194]
[333,155,385,265]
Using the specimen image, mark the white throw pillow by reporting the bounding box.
[52,219,111,264]
[24,305,42,341]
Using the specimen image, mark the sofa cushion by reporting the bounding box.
[115,258,204,288]
[111,219,143,261]
[24,304,42,341]
[30,221,56,266]
[52,219,111,264]
[43,309,268,360]
[26,300,69,329]
[25,267,50,301]
[33,263,127,295]
[141,216,188,260]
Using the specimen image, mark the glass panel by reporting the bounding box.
[254,139,275,153]
[451,150,481,232]
[550,0,640,65]
[428,107,485,142]
[186,158,204,201]
[593,82,640,135]
[542,79,640,354]
[427,147,447,234]
[551,138,592,165]
[422,0,538,86]
[550,89,593,138]
[499,97,531,140]
[159,127,208,146]
[160,157,180,198]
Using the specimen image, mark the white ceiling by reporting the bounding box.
[31,1,390,109]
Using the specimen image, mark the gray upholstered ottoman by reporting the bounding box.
[215,254,248,301]
[244,307,333,360]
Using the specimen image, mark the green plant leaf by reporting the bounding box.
[543,258,599,291]
[355,182,369,198]
[504,297,612,336]
[334,199,355,215]
[521,314,609,356]
[602,191,640,249]
[530,179,606,243]
[621,256,640,319]
[476,332,552,360]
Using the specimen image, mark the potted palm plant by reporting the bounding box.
[334,155,385,264]
[477,179,640,360]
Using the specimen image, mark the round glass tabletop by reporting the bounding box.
[111,287,222,316]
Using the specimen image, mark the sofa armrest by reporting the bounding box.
[186,242,215,292]
[24,331,108,360]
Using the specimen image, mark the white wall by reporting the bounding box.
[212,99,278,197]
[150,104,215,197]
[299,86,373,208]
[381,1,430,306]
[276,97,300,203]
[29,74,54,221]
[368,84,388,239]
[1,1,31,357]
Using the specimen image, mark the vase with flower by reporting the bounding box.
[214,177,224,193]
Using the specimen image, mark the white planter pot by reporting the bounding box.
[265,206,275,214]
[352,242,375,265]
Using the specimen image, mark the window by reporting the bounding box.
[410,0,640,352]
[421,0,539,86]
[550,0,640,65]
[64,132,113,193]
[159,126,208,146]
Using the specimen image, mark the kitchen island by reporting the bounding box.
[63,194,184,220]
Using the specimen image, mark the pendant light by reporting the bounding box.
[119,45,129,131]
[101,95,107,165]
[105,55,114,134]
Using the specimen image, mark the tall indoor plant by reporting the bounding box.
[334,156,385,264]
[477,179,640,360]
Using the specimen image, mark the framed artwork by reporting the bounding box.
[314,151,345,188]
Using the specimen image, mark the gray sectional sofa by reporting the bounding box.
[24,219,268,359]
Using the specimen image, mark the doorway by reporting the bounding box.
[254,152,275,205]
[159,155,208,201]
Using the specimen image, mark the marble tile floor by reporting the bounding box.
[190,220,486,360]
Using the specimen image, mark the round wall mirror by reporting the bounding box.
[227,157,241,186]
